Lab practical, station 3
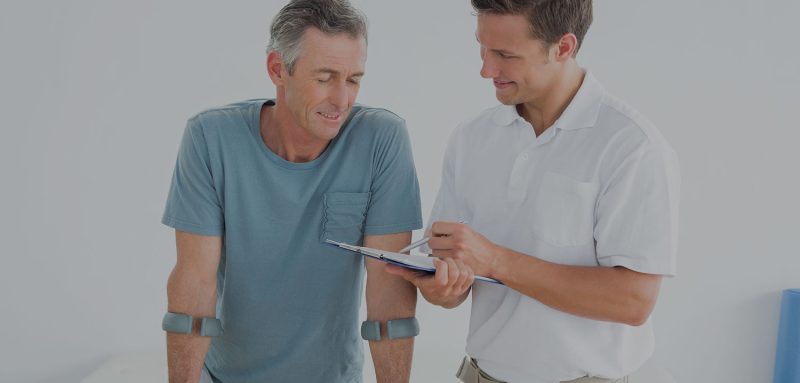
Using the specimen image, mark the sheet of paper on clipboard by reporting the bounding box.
[325,239,502,284]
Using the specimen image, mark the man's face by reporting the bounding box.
[476,13,559,106]
[280,28,366,141]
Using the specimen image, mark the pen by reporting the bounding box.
[398,220,468,254]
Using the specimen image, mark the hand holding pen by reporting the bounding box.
[398,220,468,254]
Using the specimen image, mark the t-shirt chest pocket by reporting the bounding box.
[530,172,599,246]
[321,192,371,245]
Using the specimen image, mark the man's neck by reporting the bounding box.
[517,65,585,137]
[260,102,330,163]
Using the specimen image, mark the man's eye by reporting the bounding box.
[348,79,361,85]
[317,78,331,83]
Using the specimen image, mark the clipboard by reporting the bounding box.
[325,239,502,284]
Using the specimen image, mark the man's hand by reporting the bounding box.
[427,221,500,278]
[385,257,474,309]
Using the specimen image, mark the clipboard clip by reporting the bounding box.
[325,239,384,258]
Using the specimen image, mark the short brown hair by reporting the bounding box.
[471,0,593,56]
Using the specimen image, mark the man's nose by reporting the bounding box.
[480,57,497,79]
[329,82,349,109]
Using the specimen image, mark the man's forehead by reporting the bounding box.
[477,14,533,41]
[296,29,367,72]
[476,32,526,54]
[476,17,545,53]
[300,27,366,51]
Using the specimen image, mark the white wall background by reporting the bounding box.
[1,0,798,382]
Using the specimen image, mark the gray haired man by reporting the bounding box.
[162,1,422,382]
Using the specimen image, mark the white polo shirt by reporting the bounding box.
[427,72,680,383]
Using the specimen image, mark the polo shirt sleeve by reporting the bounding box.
[594,142,680,276]
[420,127,462,252]
[362,117,423,236]
[428,127,461,224]
[161,118,225,237]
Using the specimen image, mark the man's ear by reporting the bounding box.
[554,33,579,62]
[266,51,286,86]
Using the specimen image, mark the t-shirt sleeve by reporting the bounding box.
[594,143,681,276]
[161,118,224,236]
[362,117,423,236]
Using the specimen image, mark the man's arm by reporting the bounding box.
[429,222,662,326]
[363,232,417,383]
[166,230,221,383]
[492,248,661,326]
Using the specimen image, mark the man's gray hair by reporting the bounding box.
[267,0,368,74]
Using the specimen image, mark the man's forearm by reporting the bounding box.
[166,268,217,383]
[491,246,661,326]
[366,276,417,383]
[167,333,212,383]
[364,232,417,382]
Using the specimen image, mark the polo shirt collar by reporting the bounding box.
[492,103,525,126]
[554,71,604,131]
[491,71,605,131]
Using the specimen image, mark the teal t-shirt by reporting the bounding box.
[162,99,423,383]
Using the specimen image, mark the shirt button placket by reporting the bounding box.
[507,151,531,203]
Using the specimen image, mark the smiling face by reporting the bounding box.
[476,13,561,106]
[272,27,367,142]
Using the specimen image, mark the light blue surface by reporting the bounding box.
[774,288,800,383]
[162,99,422,383]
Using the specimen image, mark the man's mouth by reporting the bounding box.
[493,80,514,89]
[317,111,342,121]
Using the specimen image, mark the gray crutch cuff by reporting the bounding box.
[360,317,419,341]
[162,312,224,337]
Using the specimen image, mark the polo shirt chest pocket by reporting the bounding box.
[531,172,599,247]
[321,192,371,245]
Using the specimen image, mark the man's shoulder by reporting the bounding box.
[446,105,506,144]
[348,104,405,128]
[596,94,669,148]
[344,104,407,140]
[186,99,261,132]
[593,93,678,170]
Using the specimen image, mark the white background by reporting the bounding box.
[1,0,799,382]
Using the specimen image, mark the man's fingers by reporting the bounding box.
[428,235,454,251]
[431,249,454,259]
[459,264,475,292]
[445,257,460,285]
[433,258,449,286]
[431,221,459,236]
[450,258,468,291]
[431,220,470,237]
[452,258,466,288]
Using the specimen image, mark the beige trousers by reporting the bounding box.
[456,357,630,383]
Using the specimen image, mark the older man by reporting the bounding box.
[161,1,421,382]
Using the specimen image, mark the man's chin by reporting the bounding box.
[314,125,343,141]
[495,93,518,106]
[317,110,350,129]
